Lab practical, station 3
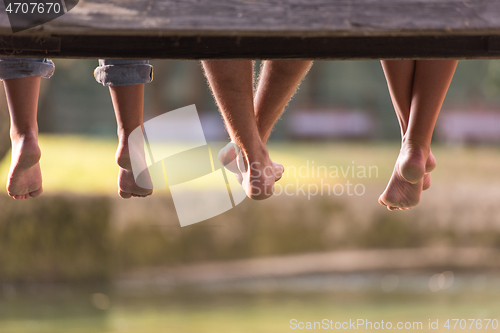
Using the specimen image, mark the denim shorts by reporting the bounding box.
[94,59,153,86]
[0,58,153,86]
[0,57,55,79]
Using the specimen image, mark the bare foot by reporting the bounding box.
[116,136,152,199]
[379,141,434,210]
[398,140,431,184]
[117,168,152,198]
[243,147,284,200]
[116,138,132,171]
[219,142,283,199]
[7,133,43,200]
[218,142,242,180]
[220,142,283,200]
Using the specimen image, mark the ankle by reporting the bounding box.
[401,137,430,156]
[9,130,41,165]
[10,129,38,143]
[241,140,268,161]
[398,138,430,184]
[116,145,131,170]
[117,127,134,143]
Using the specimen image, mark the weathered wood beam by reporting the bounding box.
[0,35,499,60]
[0,0,500,59]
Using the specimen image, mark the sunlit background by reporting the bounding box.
[1,60,500,332]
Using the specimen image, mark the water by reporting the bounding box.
[2,272,500,333]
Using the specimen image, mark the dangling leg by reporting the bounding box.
[379,60,457,210]
[202,60,283,200]
[217,60,312,182]
[254,60,313,142]
[95,59,154,198]
[109,84,153,198]
[4,76,43,199]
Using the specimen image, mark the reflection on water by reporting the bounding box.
[180,271,500,294]
[2,272,500,333]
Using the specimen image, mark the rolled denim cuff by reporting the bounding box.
[0,57,54,80]
[94,59,153,86]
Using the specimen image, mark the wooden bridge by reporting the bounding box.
[0,0,499,59]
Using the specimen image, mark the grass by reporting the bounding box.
[0,135,120,195]
[1,135,500,195]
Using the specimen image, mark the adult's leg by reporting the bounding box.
[202,60,282,200]
[217,60,312,183]
[254,60,313,142]
[379,60,457,210]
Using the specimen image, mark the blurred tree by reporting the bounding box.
[23,59,500,139]
[37,76,55,133]
[484,61,500,101]
[148,61,171,116]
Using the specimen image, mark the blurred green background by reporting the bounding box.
[1,60,500,332]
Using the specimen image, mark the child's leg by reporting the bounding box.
[108,84,152,198]
[202,60,282,200]
[379,60,457,210]
[4,76,43,199]
[95,60,153,198]
[0,57,54,200]
[109,84,143,171]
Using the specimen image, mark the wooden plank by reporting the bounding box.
[0,35,498,60]
[10,0,500,37]
[0,35,60,52]
[0,0,499,58]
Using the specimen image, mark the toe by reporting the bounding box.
[273,162,284,181]
[119,190,132,199]
[29,187,43,198]
[378,196,387,207]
